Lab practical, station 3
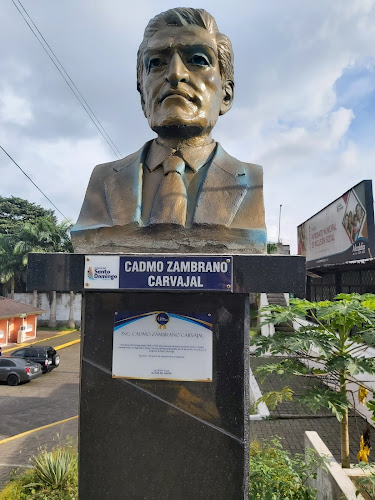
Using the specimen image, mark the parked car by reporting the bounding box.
[10,346,60,373]
[0,357,42,385]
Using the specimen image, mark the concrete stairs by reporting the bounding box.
[267,293,287,306]
[266,293,294,334]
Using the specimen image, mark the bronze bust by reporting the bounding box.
[71,8,266,254]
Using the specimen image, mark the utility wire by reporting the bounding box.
[11,0,123,159]
[0,145,69,220]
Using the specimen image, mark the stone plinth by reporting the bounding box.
[27,252,305,499]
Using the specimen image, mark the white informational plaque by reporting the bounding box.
[112,311,213,382]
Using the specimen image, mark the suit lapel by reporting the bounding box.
[104,142,151,226]
[194,145,248,226]
[104,142,247,228]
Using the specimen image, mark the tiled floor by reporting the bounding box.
[250,355,373,462]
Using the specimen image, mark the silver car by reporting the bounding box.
[0,357,42,386]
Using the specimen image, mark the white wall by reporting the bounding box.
[13,292,82,326]
[249,366,270,421]
[259,293,275,337]
[305,431,365,500]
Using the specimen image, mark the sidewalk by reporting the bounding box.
[250,355,374,463]
[1,328,80,354]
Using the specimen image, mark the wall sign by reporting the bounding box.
[112,311,213,382]
[84,255,232,291]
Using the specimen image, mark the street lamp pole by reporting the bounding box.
[278,204,282,244]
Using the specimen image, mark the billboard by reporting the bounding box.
[297,180,375,268]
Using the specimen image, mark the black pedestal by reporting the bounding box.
[80,291,249,499]
[26,252,306,500]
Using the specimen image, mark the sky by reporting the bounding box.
[1,0,374,254]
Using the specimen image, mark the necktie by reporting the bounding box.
[149,155,187,226]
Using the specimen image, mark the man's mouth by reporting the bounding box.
[160,90,194,103]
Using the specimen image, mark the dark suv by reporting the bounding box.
[11,346,60,373]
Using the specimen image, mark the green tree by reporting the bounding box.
[15,218,73,257]
[0,216,73,297]
[0,234,24,298]
[0,196,56,235]
[267,242,278,254]
[251,293,375,468]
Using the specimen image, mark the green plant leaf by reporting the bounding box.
[299,387,350,421]
[254,359,312,382]
[366,399,375,422]
[360,330,375,345]
[256,386,293,410]
[249,437,320,499]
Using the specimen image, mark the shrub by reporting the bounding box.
[249,438,319,500]
[0,444,78,500]
[352,463,375,499]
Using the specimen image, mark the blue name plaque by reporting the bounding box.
[119,256,232,291]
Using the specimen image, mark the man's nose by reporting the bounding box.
[166,53,189,86]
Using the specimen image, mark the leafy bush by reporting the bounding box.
[0,444,78,500]
[30,448,75,490]
[249,438,319,500]
[352,463,375,499]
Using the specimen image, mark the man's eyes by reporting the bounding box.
[147,53,211,71]
[189,54,210,66]
[148,58,163,70]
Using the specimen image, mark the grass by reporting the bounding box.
[37,326,75,332]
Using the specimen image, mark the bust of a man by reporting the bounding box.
[71,8,266,254]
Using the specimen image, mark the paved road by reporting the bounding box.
[0,335,80,489]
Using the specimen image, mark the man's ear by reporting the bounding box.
[220,80,234,116]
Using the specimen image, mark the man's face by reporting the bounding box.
[141,25,230,135]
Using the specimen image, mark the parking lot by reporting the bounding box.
[0,331,80,489]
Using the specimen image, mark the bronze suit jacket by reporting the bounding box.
[72,141,266,237]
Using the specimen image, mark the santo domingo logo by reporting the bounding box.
[156,312,170,329]
[87,266,118,280]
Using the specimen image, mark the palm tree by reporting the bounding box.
[1,217,73,305]
[0,234,24,299]
[14,218,73,259]
[14,218,73,327]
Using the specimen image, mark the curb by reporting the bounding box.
[2,329,78,354]
[0,416,78,446]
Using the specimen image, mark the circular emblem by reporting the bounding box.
[156,312,169,329]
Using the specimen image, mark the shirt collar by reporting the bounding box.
[146,139,216,173]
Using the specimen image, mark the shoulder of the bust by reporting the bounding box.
[215,144,263,176]
[91,142,150,175]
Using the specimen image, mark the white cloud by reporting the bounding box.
[0,86,33,126]
[0,134,113,222]
[0,0,374,256]
[340,141,359,169]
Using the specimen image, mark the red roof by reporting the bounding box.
[0,296,45,320]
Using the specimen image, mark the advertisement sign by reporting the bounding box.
[84,255,232,291]
[112,311,213,382]
[298,180,375,268]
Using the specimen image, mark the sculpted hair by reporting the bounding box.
[136,8,234,99]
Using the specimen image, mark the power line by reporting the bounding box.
[11,0,123,160]
[0,145,68,220]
